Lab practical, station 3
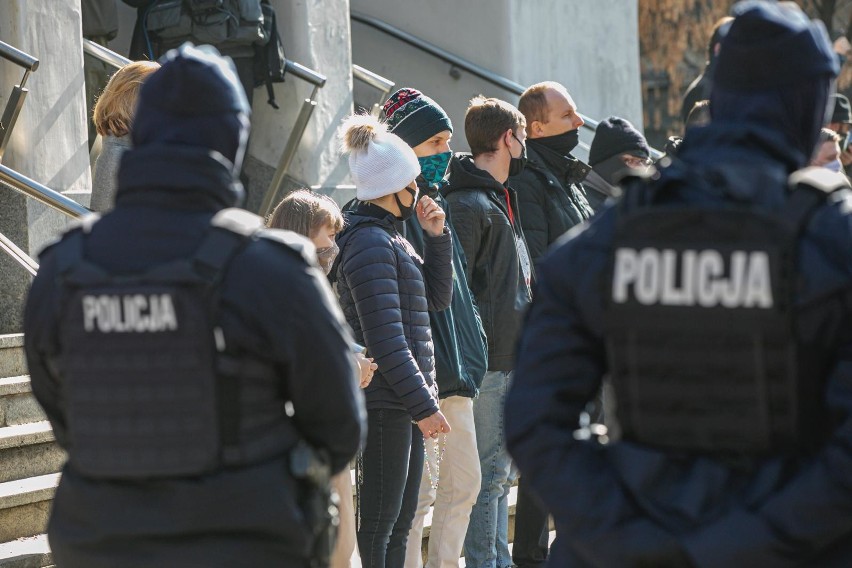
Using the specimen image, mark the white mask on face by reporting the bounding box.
[825,159,843,173]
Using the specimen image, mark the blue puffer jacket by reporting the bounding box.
[506,123,852,567]
[336,201,453,421]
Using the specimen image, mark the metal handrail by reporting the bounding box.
[0,40,39,72]
[0,41,40,161]
[353,64,395,117]
[83,38,131,67]
[350,11,663,159]
[353,64,394,93]
[0,163,89,219]
[0,232,38,276]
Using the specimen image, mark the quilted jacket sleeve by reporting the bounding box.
[343,228,439,421]
[422,228,454,312]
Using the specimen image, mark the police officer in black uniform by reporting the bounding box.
[24,44,365,568]
[506,2,852,566]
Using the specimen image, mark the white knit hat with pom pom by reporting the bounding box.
[340,114,421,200]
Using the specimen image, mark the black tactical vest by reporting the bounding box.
[604,167,849,456]
[54,208,284,479]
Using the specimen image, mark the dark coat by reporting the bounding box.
[506,123,852,567]
[509,141,593,265]
[582,168,621,214]
[335,201,453,421]
[442,154,532,372]
[402,191,487,399]
[24,144,365,567]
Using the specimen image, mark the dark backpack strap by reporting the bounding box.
[783,166,851,236]
[192,208,265,459]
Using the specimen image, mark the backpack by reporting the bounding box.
[253,0,287,109]
[604,167,849,456]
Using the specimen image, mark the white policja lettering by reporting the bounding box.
[82,294,179,332]
[612,247,773,308]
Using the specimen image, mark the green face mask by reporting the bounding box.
[417,151,452,191]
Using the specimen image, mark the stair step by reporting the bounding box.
[0,422,65,484]
[0,534,51,568]
[0,474,59,542]
[0,378,45,428]
[0,336,26,381]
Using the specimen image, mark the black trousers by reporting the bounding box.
[357,409,425,568]
[512,476,549,568]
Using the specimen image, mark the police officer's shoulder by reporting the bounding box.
[38,212,101,259]
[789,166,851,195]
[212,207,317,265]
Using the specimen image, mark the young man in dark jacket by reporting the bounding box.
[511,81,593,266]
[382,88,489,568]
[443,96,532,568]
[507,2,852,566]
[24,45,365,567]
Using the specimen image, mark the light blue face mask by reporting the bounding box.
[417,151,452,191]
[825,159,843,173]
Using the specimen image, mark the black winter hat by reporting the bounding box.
[714,1,838,92]
[832,94,852,124]
[133,43,250,167]
[588,116,650,167]
[382,88,453,147]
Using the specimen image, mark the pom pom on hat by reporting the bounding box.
[340,114,421,200]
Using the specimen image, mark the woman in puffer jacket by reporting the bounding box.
[335,115,454,567]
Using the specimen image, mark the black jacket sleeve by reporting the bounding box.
[444,195,483,285]
[514,174,550,265]
[343,229,439,421]
[229,242,365,475]
[23,248,69,448]
[422,228,454,312]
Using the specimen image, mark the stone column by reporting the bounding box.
[244,0,355,212]
[0,0,91,333]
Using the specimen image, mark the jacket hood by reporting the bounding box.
[442,153,505,197]
[115,144,244,211]
[655,123,793,208]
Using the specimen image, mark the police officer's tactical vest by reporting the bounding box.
[605,167,850,456]
[55,209,290,479]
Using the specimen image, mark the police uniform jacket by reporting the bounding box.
[506,123,852,567]
[335,201,452,421]
[509,141,593,265]
[443,154,532,371]
[24,143,366,567]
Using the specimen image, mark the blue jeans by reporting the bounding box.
[464,370,514,568]
[358,409,425,568]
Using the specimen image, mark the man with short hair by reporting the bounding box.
[442,96,532,568]
[583,116,652,213]
[512,81,593,265]
[382,88,489,568]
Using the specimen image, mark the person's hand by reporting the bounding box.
[355,352,377,388]
[417,410,451,439]
[417,195,446,237]
[841,146,852,167]
[834,36,851,57]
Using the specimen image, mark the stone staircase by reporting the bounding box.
[0,334,60,568]
[0,333,533,567]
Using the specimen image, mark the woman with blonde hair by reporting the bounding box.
[90,60,159,212]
